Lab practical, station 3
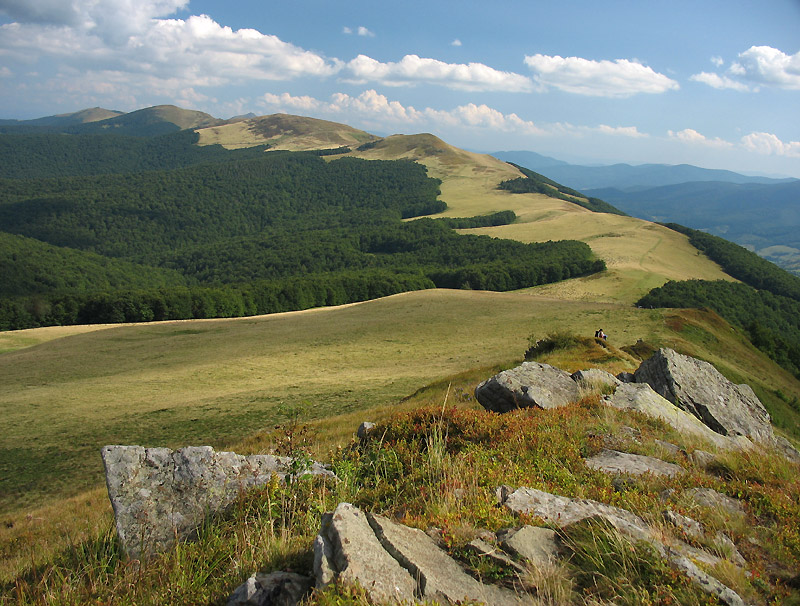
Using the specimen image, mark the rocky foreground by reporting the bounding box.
[102,348,800,605]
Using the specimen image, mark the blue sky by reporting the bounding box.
[1,0,799,176]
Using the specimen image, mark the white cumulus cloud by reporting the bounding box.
[451,39,462,47]
[257,89,651,142]
[523,54,679,97]
[668,128,733,148]
[741,132,800,157]
[345,54,533,92]
[689,72,751,92]
[735,46,800,89]
[0,5,340,108]
[357,26,374,37]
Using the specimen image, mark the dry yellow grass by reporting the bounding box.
[197,114,377,150]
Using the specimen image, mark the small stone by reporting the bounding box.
[585,449,685,478]
[497,526,560,568]
[466,538,526,574]
[357,422,376,440]
[663,510,704,541]
[227,571,313,606]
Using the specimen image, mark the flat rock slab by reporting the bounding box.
[101,445,333,560]
[316,503,416,604]
[475,362,580,413]
[684,488,746,517]
[634,348,773,443]
[585,449,685,478]
[369,513,523,605]
[315,503,528,605]
[500,486,651,542]
[605,382,740,451]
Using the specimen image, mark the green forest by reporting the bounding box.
[0,134,604,330]
[640,225,800,378]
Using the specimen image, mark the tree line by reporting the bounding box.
[499,163,626,215]
[1,142,605,329]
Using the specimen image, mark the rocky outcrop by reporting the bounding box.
[314,503,526,605]
[475,361,580,412]
[605,383,741,450]
[499,486,746,606]
[101,445,334,560]
[634,348,773,443]
[585,449,685,477]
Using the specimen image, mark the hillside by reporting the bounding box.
[197,116,733,303]
[587,180,800,275]
[2,290,800,603]
[3,107,800,604]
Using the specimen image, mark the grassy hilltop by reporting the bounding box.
[2,109,800,604]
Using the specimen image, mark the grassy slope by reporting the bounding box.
[2,289,799,514]
[3,290,800,588]
[4,115,799,595]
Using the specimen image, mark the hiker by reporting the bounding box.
[595,328,607,340]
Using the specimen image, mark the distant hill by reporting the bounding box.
[491,151,794,190]
[0,107,123,129]
[0,105,222,137]
[487,150,569,170]
[69,105,223,137]
[589,180,800,274]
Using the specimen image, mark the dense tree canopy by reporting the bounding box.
[0,141,604,330]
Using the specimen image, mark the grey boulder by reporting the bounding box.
[634,348,773,443]
[101,445,334,560]
[475,362,580,413]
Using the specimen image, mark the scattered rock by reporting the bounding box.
[684,488,746,517]
[689,449,717,469]
[665,548,745,606]
[654,439,682,457]
[634,348,773,444]
[605,382,736,450]
[500,486,745,606]
[714,532,747,567]
[663,510,704,541]
[774,435,800,464]
[618,426,642,442]
[466,538,526,574]
[500,486,652,542]
[570,368,621,392]
[227,571,313,606]
[101,445,334,560]
[475,362,580,413]
[357,422,376,440]
[315,503,416,603]
[497,526,560,568]
[585,449,684,478]
[315,503,526,605]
